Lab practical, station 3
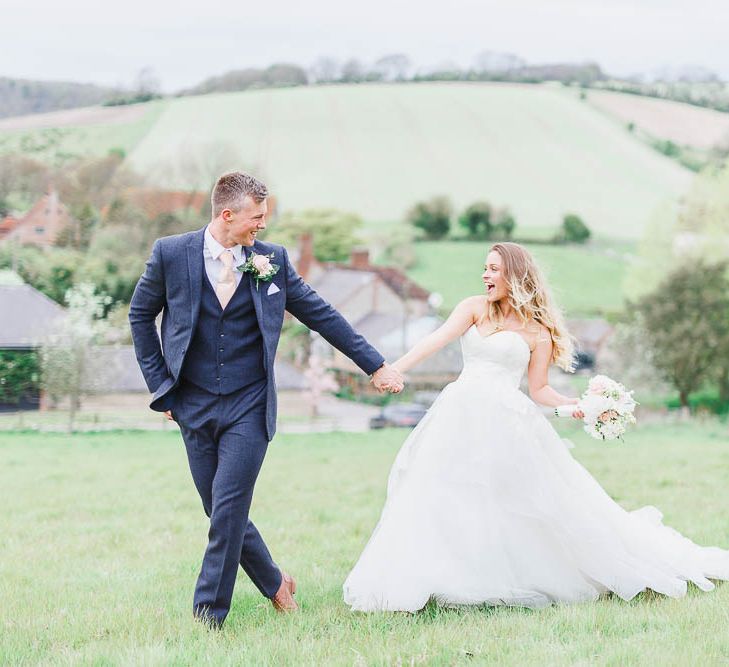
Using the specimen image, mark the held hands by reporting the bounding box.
[371,363,405,394]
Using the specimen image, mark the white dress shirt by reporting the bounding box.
[203,225,244,288]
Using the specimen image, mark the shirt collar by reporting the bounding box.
[204,225,243,264]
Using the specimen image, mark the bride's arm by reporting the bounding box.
[392,297,478,374]
[527,334,579,409]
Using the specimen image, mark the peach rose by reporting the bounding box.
[598,409,618,423]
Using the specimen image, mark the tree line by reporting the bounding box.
[1,55,606,118]
[406,196,591,244]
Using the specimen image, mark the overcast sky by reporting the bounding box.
[1,0,727,91]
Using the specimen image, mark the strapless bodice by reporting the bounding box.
[457,326,531,388]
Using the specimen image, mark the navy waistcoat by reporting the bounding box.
[181,272,266,395]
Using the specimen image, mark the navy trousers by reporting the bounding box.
[173,378,282,626]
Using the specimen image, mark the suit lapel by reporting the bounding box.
[247,242,266,335]
[187,228,205,329]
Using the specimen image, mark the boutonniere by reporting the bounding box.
[237,252,280,289]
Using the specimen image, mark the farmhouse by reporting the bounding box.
[290,236,463,390]
[0,215,20,240]
[2,189,71,247]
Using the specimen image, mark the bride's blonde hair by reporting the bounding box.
[479,242,575,371]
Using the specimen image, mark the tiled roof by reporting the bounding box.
[0,282,66,348]
[309,268,375,307]
[368,266,430,300]
[330,263,430,300]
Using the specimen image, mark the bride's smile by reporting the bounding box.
[482,250,508,302]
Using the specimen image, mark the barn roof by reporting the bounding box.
[0,272,66,348]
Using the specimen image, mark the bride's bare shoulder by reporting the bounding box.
[451,295,485,310]
[458,295,487,321]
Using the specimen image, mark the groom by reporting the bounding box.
[129,172,403,627]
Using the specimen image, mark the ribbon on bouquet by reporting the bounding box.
[554,405,578,418]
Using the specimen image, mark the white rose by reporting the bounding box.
[588,374,619,396]
[252,255,272,276]
[615,393,636,415]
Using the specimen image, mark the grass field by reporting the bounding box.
[2,421,729,665]
[0,83,692,238]
[407,241,632,317]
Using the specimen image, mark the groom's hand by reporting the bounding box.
[164,410,175,422]
[371,364,404,394]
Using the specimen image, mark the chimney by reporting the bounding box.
[350,247,370,270]
[298,233,314,281]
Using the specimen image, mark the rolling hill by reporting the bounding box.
[0,82,695,238]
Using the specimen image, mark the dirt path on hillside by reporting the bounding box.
[0,104,149,131]
[587,89,729,149]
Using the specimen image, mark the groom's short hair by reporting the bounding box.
[211,172,268,217]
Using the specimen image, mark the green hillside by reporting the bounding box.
[0,83,693,238]
[0,101,166,163]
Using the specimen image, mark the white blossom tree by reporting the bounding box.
[304,353,339,418]
[40,283,112,432]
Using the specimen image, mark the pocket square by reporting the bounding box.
[267,283,280,296]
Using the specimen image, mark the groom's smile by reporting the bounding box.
[221,195,268,247]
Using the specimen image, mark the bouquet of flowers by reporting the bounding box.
[556,375,637,441]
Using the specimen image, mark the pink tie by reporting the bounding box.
[215,250,236,309]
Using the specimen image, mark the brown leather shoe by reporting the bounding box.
[272,571,298,612]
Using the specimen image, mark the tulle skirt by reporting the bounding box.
[343,376,729,612]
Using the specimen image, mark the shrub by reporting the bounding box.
[557,214,591,243]
[653,139,681,158]
[0,245,81,305]
[265,209,363,262]
[458,202,492,238]
[0,350,40,406]
[406,197,452,240]
[625,261,729,408]
[492,208,516,239]
[665,389,729,416]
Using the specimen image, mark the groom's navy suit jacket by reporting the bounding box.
[129,227,385,439]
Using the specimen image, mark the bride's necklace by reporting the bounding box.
[494,317,523,333]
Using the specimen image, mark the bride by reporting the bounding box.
[343,242,729,612]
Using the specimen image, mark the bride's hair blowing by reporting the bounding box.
[480,242,575,371]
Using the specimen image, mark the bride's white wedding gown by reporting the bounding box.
[343,326,729,612]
